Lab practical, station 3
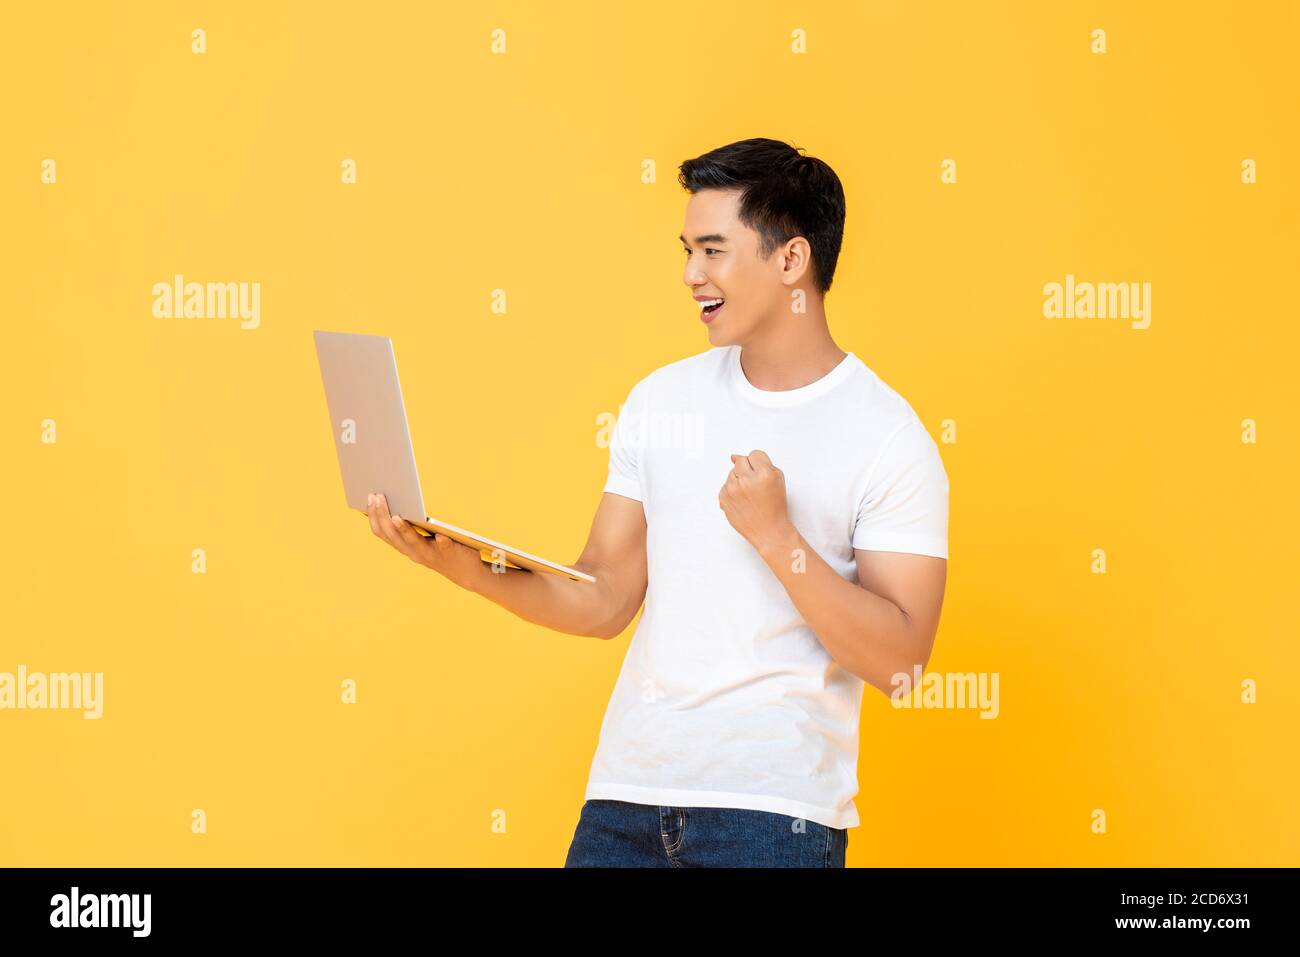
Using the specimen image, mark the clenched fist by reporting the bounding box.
[718,449,797,553]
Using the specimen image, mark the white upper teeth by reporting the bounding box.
[700,299,724,307]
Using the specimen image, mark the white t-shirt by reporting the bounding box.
[585,344,949,829]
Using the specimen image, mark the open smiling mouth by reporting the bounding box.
[699,298,725,322]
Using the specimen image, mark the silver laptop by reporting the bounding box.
[313,330,595,583]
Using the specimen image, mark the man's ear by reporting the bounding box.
[780,236,813,286]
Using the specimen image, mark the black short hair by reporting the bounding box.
[678,137,846,296]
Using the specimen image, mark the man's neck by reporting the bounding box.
[736,309,846,392]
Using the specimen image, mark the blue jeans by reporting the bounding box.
[564,799,848,868]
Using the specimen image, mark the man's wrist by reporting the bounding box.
[755,521,803,568]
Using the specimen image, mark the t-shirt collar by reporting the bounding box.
[728,345,858,407]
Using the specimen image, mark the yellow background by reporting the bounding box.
[2,1,1296,866]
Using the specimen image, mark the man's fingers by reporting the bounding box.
[381,503,426,559]
[372,494,424,561]
[366,493,482,587]
[367,493,388,539]
[371,493,401,546]
[747,449,773,470]
[730,453,755,474]
[391,516,440,564]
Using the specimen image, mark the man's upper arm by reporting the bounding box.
[574,492,648,639]
[577,375,652,638]
[852,416,950,662]
[854,549,946,665]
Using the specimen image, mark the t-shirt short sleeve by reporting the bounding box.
[852,418,949,558]
[602,377,649,503]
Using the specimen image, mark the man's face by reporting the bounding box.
[679,188,786,347]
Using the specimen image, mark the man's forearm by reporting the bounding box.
[755,525,925,694]
[468,558,627,640]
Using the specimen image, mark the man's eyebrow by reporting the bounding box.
[678,233,730,245]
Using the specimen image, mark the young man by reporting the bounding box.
[365,138,949,868]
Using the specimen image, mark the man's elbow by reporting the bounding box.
[584,603,633,640]
[588,576,645,640]
[864,622,938,696]
[586,621,619,640]
[590,612,636,640]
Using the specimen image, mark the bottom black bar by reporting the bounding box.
[0,867,1289,942]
